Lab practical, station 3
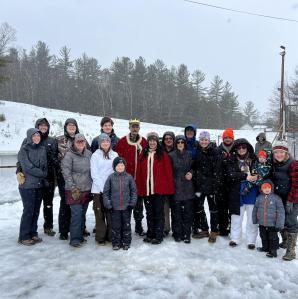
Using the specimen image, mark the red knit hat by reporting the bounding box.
[258,150,267,158]
[222,128,234,140]
[261,182,272,190]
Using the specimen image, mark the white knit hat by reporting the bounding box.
[272,140,289,152]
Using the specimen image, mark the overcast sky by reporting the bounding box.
[1,0,298,112]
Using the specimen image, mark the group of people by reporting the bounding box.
[16,117,298,261]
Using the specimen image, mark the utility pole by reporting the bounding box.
[279,45,286,139]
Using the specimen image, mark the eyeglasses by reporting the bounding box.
[177,141,185,144]
[237,145,247,150]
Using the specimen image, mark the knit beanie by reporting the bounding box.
[113,157,126,171]
[272,140,288,153]
[261,182,272,191]
[98,133,111,145]
[199,131,210,141]
[147,132,159,142]
[258,150,267,158]
[222,128,234,140]
[74,133,85,142]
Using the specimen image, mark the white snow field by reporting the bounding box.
[0,101,297,299]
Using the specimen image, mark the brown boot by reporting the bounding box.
[208,232,217,243]
[192,230,209,239]
[279,230,288,249]
[283,233,297,261]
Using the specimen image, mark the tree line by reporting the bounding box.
[0,22,273,129]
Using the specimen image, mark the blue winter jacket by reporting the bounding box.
[184,124,198,159]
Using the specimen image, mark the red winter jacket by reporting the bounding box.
[115,135,147,179]
[136,150,175,197]
[288,160,298,203]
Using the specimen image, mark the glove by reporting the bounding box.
[286,201,294,214]
[16,172,25,185]
[71,187,81,200]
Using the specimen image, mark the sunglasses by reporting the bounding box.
[177,140,185,144]
[237,145,247,150]
[75,140,86,144]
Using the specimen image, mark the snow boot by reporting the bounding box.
[143,236,152,243]
[59,233,68,240]
[229,241,237,247]
[193,230,209,239]
[32,236,43,243]
[266,250,277,258]
[19,239,35,246]
[151,238,162,245]
[247,244,255,250]
[283,233,297,261]
[113,245,121,250]
[135,222,145,236]
[44,228,56,237]
[257,247,268,252]
[83,229,90,237]
[279,230,288,249]
[123,244,130,250]
[208,232,217,243]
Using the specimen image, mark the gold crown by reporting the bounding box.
[129,118,140,125]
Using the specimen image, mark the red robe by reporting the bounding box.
[136,150,175,197]
[115,134,147,179]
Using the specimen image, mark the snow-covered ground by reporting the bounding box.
[1,101,297,299]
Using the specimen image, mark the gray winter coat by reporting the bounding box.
[169,150,195,201]
[62,147,92,191]
[255,133,272,155]
[252,193,285,229]
[103,172,137,210]
[18,128,48,189]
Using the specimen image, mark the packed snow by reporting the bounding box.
[0,101,297,299]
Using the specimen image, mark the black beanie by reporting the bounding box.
[113,157,127,171]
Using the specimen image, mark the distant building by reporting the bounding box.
[240,124,253,130]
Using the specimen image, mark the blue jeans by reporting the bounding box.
[70,203,89,245]
[19,188,43,241]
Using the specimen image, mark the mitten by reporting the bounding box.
[71,187,81,200]
[16,172,25,185]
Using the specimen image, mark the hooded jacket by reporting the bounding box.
[17,128,48,189]
[255,133,272,155]
[225,138,257,215]
[184,124,198,159]
[252,180,285,229]
[161,131,175,154]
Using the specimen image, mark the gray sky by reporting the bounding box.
[1,0,298,112]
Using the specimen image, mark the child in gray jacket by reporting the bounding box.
[103,157,137,250]
[252,180,285,258]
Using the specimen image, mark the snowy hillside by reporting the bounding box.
[0,100,277,152]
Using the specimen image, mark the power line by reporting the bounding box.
[184,0,298,23]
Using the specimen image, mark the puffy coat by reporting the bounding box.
[103,172,137,210]
[288,160,298,204]
[115,134,147,179]
[90,149,118,193]
[225,138,257,215]
[61,147,92,192]
[169,150,195,201]
[252,181,285,229]
[255,133,272,155]
[184,124,198,159]
[136,149,175,197]
[193,142,219,195]
[91,129,119,153]
[16,118,58,183]
[18,128,48,189]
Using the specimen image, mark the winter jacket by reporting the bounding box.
[115,134,147,179]
[252,182,285,229]
[18,128,48,189]
[193,142,219,195]
[287,160,298,204]
[225,138,257,215]
[136,149,175,197]
[90,149,118,193]
[91,129,119,153]
[184,124,198,159]
[61,147,92,192]
[16,118,58,183]
[161,131,175,154]
[103,171,137,210]
[270,157,294,200]
[255,133,272,156]
[169,150,195,201]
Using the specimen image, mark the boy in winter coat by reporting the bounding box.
[242,150,271,195]
[252,181,285,258]
[103,157,137,250]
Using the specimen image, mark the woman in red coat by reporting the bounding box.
[136,132,175,244]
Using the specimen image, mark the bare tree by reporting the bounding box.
[0,22,16,55]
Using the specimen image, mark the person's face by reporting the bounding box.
[38,123,48,134]
[116,163,125,173]
[223,137,233,146]
[258,156,266,163]
[100,140,111,152]
[259,137,265,143]
[237,144,248,156]
[164,135,174,147]
[149,139,157,149]
[273,150,287,162]
[74,139,86,151]
[199,138,210,148]
[32,133,41,144]
[66,123,77,136]
[185,129,194,139]
[262,186,272,195]
[176,140,185,151]
[130,124,140,136]
[102,122,113,134]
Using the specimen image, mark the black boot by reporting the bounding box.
[135,222,145,236]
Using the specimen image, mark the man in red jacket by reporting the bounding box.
[115,119,147,236]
